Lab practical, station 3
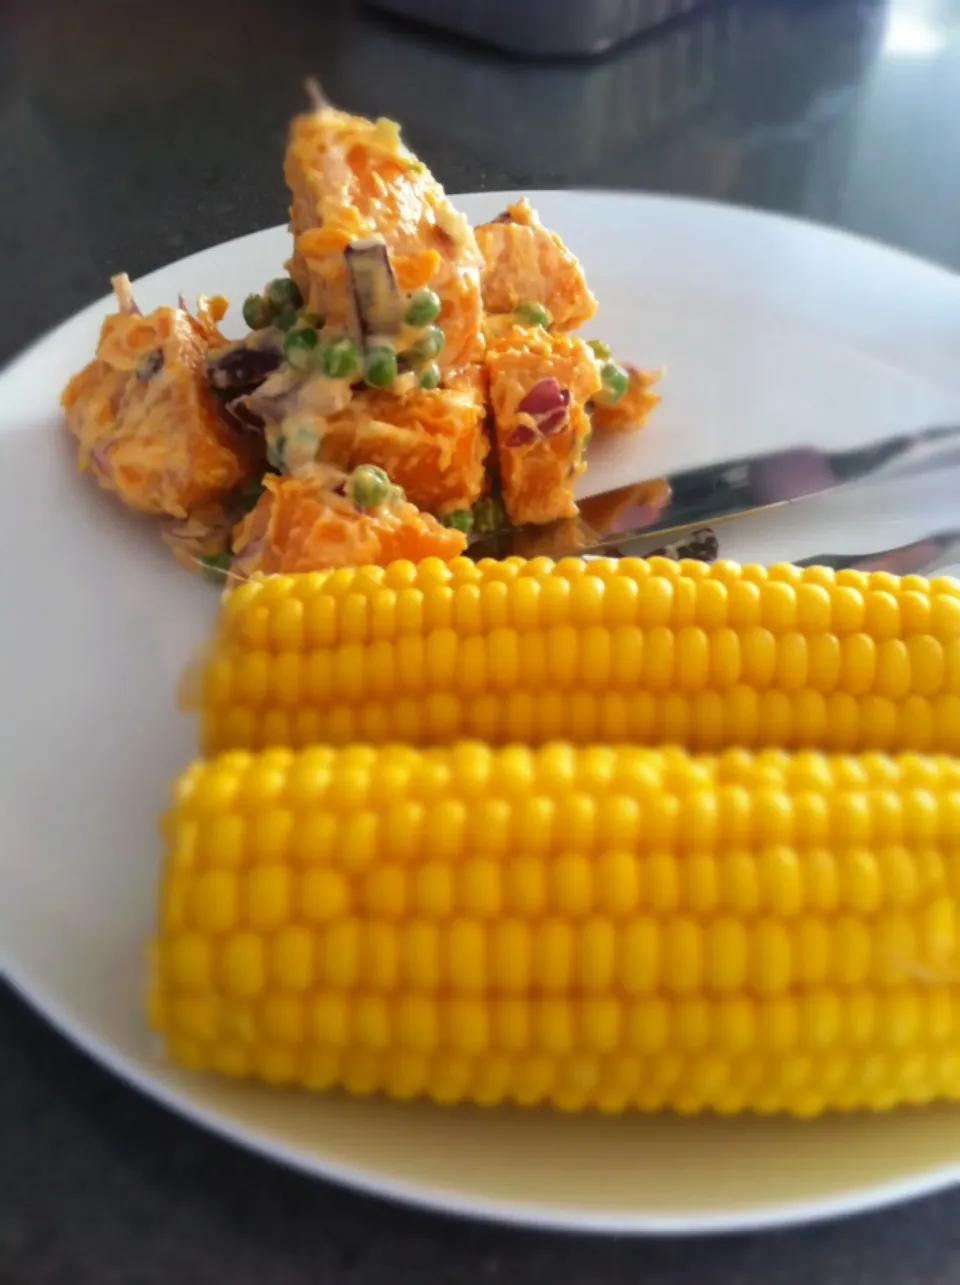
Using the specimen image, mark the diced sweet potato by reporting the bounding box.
[285,106,483,373]
[485,325,600,527]
[231,471,465,575]
[476,199,597,333]
[318,367,489,516]
[591,365,662,433]
[61,292,258,519]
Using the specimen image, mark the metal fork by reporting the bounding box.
[794,531,960,576]
[638,529,960,576]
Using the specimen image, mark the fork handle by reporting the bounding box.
[796,531,960,576]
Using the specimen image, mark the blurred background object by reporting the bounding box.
[353,1,748,173]
[365,0,707,57]
[352,1,750,173]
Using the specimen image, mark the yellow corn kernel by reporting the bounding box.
[268,924,315,990]
[242,864,292,929]
[153,743,960,1116]
[199,561,960,752]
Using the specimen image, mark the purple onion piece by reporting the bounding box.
[90,447,110,476]
[224,399,267,432]
[238,377,304,425]
[538,406,569,437]
[232,537,265,577]
[518,378,568,418]
[505,424,538,448]
[510,380,571,441]
[206,342,283,395]
[304,77,329,111]
[344,237,403,341]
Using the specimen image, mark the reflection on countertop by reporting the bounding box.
[4,0,960,364]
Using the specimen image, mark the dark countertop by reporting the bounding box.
[5,0,960,1278]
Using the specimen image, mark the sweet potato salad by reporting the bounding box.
[61,84,662,579]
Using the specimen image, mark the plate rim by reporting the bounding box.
[8,965,960,1237]
[7,968,960,1236]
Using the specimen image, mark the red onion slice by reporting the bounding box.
[506,375,575,447]
[506,379,572,445]
[517,378,567,418]
[505,424,538,448]
[538,404,570,436]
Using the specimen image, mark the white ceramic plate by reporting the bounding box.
[5,192,960,1235]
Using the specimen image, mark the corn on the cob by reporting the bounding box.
[151,742,960,1116]
[195,557,960,755]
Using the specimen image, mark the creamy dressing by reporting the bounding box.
[297,370,355,414]
[434,204,472,248]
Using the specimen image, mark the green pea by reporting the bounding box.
[347,464,392,509]
[442,509,474,536]
[405,288,441,327]
[242,294,274,330]
[387,484,406,506]
[321,337,361,380]
[364,344,398,389]
[275,309,300,332]
[472,496,505,534]
[266,277,303,311]
[513,301,551,329]
[283,327,319,370]
[598,361,630,405]
[587,338,612,360]
[407,326,444,363]
[418,362,441,390]
[266,433,287,470]
[199,551,234,582]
